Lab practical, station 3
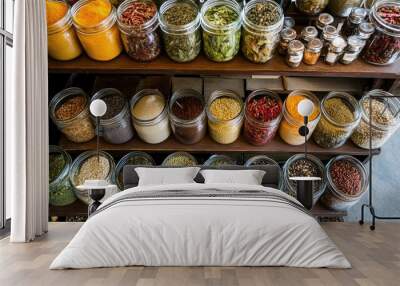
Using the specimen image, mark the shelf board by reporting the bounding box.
[59,134,380,156]
[48,53,400,79]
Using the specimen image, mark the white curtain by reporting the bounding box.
[7,0,48,242]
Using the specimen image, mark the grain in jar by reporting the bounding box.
[303,38,322,65]
[162,152,198,167]
[207,90,244,144]
[130,89,171,144]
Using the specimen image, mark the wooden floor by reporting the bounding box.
[0,222,399,286]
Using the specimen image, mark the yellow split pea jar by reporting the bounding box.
[72,0,122,61]
[46,0,82,60]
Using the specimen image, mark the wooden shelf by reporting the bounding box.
[59,134,379,156]
[48,53,400,79]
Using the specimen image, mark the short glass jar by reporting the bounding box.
[313,92,361,149]
[91,88,134,144]
[351,90,400,149]
[278,27,297,55]
[300,26,318,44]
[328,0,363,17]
[245,155,283,189]
[130,89,171,144]
[159,0,201,63]
[279,90,321,146]
[363,0,400,65]
[296,0,330,16]
[169,89,207,145]
[325,36,347,65]
[49,146,77,206]
[117,0,160,61]
[201,0,242,62]
[283,16,296,29]
[303,38,323,65]
[356,22,375,41]
[49,87,96,143]
[342,7,367,37]
[340,35,365,64]
[316,13,334,34]
[241,0,284,63]
[244,89,283,146]
[286,40,305,68]
[72,0,122,61]
[206,90,244,144]
[321,25,338,57]
[46,0,82,61]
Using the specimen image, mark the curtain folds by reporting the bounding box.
[8,0,48,242]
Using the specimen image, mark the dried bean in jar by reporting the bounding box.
[330,160,362,196]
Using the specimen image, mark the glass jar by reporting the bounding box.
[342,7,367,37]
[279,90,321,146]
[69,150,116,205]
[283,154,326,205]
[313,92,361,149]
[245,155,283,189]
[321,25,338,56]
[316,13,334,34]
[340,35,365,64]
[278,27,297,55]
[169,89,207,145]
[46,0,82,61]
[303,38,323,65]
[49,146,77,206]
[296,0,330,16]
[244,89,283,146]
[49,87,96,143]
[162,152,198,166]
[286,40,305,68]
[130,89,171,144]
[117,0,160,61]
[300,26,318,44]
[201,0,242,62]
[283,16,296,29]
[159,0,201,63]
[351,90,400,149]
[363,1,400,65]
[356,22,375,41]
[241,0,284,63]
[72,0,122,61]
[91,88,134,144]
[203,154,237,166]
[329,0,363,17]
[206,90,244,144]
[321,155,368,211]
[325,36,347,65]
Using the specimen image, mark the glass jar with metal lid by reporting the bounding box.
[91,88,134,144]
[49,87,96,143]
[159,0,201,63]
[300,26,318,44]
[343,7,367,37]
[325,36,347,65]
[313,92,361,149]
[321,25,339,56]
[340,35,365,64]
[316,13,334,34]
[303,38,323,65]
[130,89,171,144]
[356,22,375,41]
[206,90,244,144]
[169,88,207,145]
[295,0,330,16]
[278,27,297,55]
[328,0,363,17]
[286,40,305,68]
[283,16,295,29]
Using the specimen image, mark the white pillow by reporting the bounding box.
[136,167,200,186]
[200,169,266,185]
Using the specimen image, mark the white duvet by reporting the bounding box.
[50,183,351,269]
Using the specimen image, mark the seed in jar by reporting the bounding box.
[163,154,197,167]
[102,94,126,120]
[172,96,203,120]
[324,98,355,124]
[210,97,241,120]
[49,153,66,182]
[75,155,110,186]
[247,2,281,26]
[164,3,197,25]
[120,1,157,26]
[330,159,362,196]
[288,159,321,193]
[55,96,86,120]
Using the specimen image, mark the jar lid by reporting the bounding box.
[347,35,366,49]
[283,16,295,28]
[317,13,334,27]
[281,27,297,40]
[349,7,367,24]
[307,38,323,51]
[288,40,305,52]
[330,36,347,52]
[322,25,338,39]
[301,26,318,39]
[358,22,375,35]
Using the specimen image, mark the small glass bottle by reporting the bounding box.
[343,7,367,38]
[321,25,339,57]
[316,13,334,35]
[356,22,375,41]
[278,28,297,55]
[340,35,365,65]
[325,37,347,65]
[303,38,323,65]
[286,40,305,68]
[300,26,318,44]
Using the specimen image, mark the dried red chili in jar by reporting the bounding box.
[244,90,283,145]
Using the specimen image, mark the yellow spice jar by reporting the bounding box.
[46,0,82,61]
[72,0,122,61]
[279,90,321,146]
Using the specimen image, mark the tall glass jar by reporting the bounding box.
[278,27,297,55]
[241,0,284,63]
[47,0,82,61]
[340,35,365,64]
[356,22,375,41]
[72,0,122,61]
[363,0,400,65]
[169,89,207,144]
[328,0,363,17]
[351,90,400,149]
[130,89,171,144]
[313,92,361,149]
[49,87,96,143]
[117,0,160,61]
[296,0,330,16]
[244,90,283,146]
[91,88,134,144]
[201,0,242,62]
[159,0,201,63]
[342,7,367,37]
[279,90,321,146]
[206,90,244,144]
[321,25,339,57]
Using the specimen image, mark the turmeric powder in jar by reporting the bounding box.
[72,0,122,61]
[279,90,321,146]
[46,0,82,60]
